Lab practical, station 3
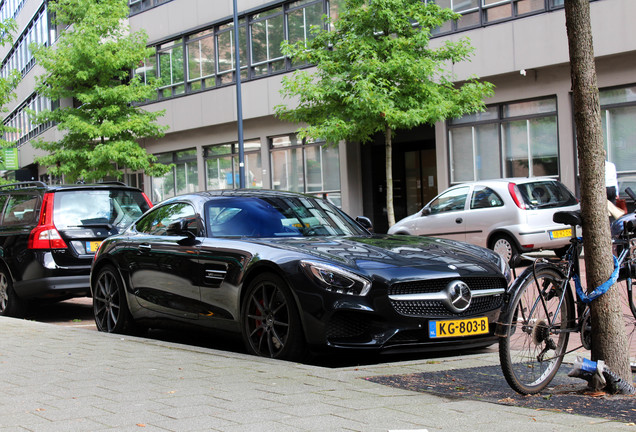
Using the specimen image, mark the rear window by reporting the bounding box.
[53,189,150,229]
[516,181,578,209]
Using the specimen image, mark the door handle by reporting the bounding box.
[138,244,151,252]
[455,218,463,224]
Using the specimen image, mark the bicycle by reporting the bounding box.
[496,188,636,395]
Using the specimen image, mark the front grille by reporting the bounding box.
[389,277,505,318]
[326,311,372,339]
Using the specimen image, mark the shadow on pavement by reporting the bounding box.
[365,364,636,424]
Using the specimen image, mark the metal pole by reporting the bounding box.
[233,0,246,188]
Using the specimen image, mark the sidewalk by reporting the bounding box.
[0,317,633,432]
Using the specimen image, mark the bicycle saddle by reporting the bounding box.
[553,210,581,226]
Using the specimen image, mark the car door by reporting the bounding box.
[126,202,202,320]
[463,185,506,248]
[408,185,470,242]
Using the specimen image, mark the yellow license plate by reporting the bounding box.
[86,241,102,253]
[550,228,572,239]
[429,317,489,338]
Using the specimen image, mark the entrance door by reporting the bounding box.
[403,149,437,217]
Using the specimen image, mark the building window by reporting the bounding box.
[204,140,263,190]
[129,0,173,15]
[1,6,51,81]
[3,93,55,146]
[250,7,285,77]
[158,39,185,98]
[151,149,198,203]
[270,134,341,205]
[449,97,558,183]
[217,20,248,84]
[186,30,216,92]
[600,85,636,186]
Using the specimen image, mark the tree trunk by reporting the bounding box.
[565,0,631,381]
[385,126,395,227]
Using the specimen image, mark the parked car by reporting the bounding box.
[388,178,580,264]
[0,181,152,317]
[90,189,512,360]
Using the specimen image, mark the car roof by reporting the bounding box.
[0,181,143,193]
[450,177,561,188]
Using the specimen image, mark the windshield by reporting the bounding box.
[516,181,578,209]
[205,196,368,238]
[53,190,151,229]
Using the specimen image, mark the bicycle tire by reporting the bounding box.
[617,278,636,372]
[499,264,574,394]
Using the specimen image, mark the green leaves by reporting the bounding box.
[31,0,165,183]
[275,0,493,145]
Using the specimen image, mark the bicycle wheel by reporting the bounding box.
[617,278,636,371]
[499,264,574,394]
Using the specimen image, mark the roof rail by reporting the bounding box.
[95,181,127,186]
[0,181,48,191]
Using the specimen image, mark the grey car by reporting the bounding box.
[388,178,580,264]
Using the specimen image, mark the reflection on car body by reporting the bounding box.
[91,190,512,360]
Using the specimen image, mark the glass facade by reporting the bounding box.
[270,134,341,204]
[205,140,263,190]
[449,97,558,183]
[151,149,198,203]
[600,85,636,182]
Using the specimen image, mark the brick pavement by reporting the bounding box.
[0,317,633,432]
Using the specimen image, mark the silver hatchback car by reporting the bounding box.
[388,178,580,264]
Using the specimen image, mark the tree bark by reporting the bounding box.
[385,126,396,227]
[564,0,631,381]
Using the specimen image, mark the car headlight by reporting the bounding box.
[300,260,371,296]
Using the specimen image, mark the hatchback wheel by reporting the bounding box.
[491,235,519,266]
[241,273,306,361]
[93,265,134,334]
[0,268,27,317]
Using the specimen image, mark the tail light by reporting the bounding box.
[508,183,527,210]
[28,192,68,249]
[141,192,153,208]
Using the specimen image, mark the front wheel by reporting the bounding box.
[93,265,135,334]
[241,273,306,361]
[618,278,636,371]
[498,265,573,394]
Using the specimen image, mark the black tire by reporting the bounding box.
[490,234,520,266]
[618,278,636,372]
[241,273,306,361]
[93,265,135,334]
[499,265,573,394]
[0,267,27,317]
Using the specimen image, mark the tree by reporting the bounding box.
[564,0,631,381]
[275,0,493,226]
[0,19,20,155]
[32,0,171,183]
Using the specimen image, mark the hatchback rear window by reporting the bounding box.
[516,181,578,209]
[53,190,150,229]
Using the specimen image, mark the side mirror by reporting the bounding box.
[167,218,197,240]
[421,207,431,216]
[356,216,373,233]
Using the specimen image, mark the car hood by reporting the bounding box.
[256,235,503,277]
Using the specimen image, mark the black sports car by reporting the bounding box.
[90,190,512,360]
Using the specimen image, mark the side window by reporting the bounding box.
[3,194,39,225]
[0,195,8,223]
[429,186,469,214]
[470,186,504,209]
[135,203,198,236]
